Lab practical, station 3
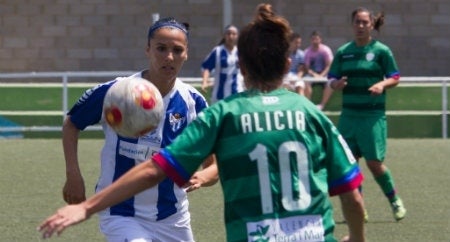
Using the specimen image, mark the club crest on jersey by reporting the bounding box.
[169,113,185,132]
[366,52,375,61]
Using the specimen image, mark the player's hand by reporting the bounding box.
[330,76,347,90]
[368,82,384,96]
[38,204,89,239]
[183,172,205,192]
[62,174,86,204]
[201,82,212,92]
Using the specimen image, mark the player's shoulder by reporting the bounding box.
[175,78,201,92]
[336,41,353,52]
[370,40,393,54]
[78,79,116,103]
[174,78,207,100]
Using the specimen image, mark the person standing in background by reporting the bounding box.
[201,24,243,104]
[304,30,334,110]
[328,7,406,222]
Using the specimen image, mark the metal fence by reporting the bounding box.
[0,72,449,138]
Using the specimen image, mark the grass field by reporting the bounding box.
[1,139,449,241]
[1,84,449,138]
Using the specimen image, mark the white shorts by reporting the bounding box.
[99,212,194,242]
[283,72,305,91]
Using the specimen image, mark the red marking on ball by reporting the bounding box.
[134,84,157,110]
[105,106,122,126]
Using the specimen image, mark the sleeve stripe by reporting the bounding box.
[387,71,400,80]
[329,166,364,196]
[152,151,190,187]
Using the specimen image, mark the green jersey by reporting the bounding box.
[328,40,399,116]
[153,88,363,242]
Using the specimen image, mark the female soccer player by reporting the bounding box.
[201,24,243,103]
[40,4,365,242]
[328,7,406,221]
[59,17,217,242]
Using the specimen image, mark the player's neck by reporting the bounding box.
[142,70,175,97]
[355,37,372,47]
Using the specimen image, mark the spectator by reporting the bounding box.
[328,7,406,222]
[285,32,306,95]
[201,24,243,104]
[304,30,334,110]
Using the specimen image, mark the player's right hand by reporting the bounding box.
[330,76,348,90]
[38,204,89,239]
[62,175,86,204]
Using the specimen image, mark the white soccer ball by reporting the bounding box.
[103,76,164,138]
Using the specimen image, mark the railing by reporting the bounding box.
[0,72,449,138]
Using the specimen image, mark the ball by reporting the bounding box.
[103,76,164,138]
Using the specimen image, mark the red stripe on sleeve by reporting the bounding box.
[152,153,188,187]
[329,172,364,196]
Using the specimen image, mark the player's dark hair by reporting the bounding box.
[238,3,292,91]
[147,17,189,44]
[351,7,385,32]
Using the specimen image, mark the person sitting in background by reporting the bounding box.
[304,30,334,110]
[286,32,306,95]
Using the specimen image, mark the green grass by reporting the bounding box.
[0,85,449,138]
[1,139,449,241]
[0,87,87,111]
[0,85,447,112]
[309,85,448,111]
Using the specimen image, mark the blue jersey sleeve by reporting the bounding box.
[68,80,116,130]
[201,47,218,71]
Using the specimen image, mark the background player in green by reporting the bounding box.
[39,4,366,242]
[328,7,406,222]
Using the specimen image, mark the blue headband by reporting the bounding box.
[148,17,188,39]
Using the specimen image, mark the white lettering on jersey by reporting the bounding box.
[241,111,305,134]
[246,215,325,242]
[118,140,160,162]
[262,96,279,105]
[332,126,356,164]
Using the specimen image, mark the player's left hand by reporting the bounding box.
[368,83,384,95]
[38,204,89,239]
[183,172,205,192]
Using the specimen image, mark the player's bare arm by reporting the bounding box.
[368,77,400,95]
[184,155,219,192]
[330,76,348,90]
[339,189,366,242]
[39,159,166,238]
[62,117,86,204]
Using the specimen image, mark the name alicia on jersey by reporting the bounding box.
[240,110,305,134]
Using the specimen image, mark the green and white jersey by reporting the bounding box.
[328,40,400,116]
[153,88,363,242]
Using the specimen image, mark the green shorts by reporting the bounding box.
[337,114,386,161]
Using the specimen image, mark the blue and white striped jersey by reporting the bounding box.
[68,71,208,221]
[201,45,243,103]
